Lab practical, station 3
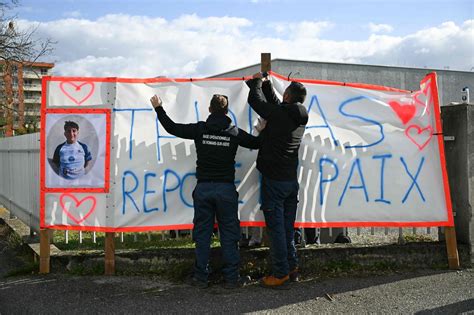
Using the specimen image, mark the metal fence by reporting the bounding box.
[0,133,40,233]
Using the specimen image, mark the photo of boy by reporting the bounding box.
[52,121,92,179]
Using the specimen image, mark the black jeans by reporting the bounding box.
[260,176,299,278]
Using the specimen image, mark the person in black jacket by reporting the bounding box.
[246,73,308,289]
[150,94,261,289]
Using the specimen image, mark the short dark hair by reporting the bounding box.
[210,94,228,114]
[64,121,79,130]
[285,81,307,104]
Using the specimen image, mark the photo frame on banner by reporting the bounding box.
[41,109,111,193]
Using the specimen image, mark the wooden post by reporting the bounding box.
[39,229,50,274]
[104,232,115,275]
[261,53,271,73]
[261,53,271,247]
[444,226,460,269]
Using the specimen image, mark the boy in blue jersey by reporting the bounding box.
[52,121,92,179]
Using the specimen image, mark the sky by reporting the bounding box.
[10,0,474,77]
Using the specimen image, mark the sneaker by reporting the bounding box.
[239,237,250,248]
[260,275,290,290]
[187,276,209,289]
[223,275,252,289]
[248,239,261,247]
[289,268,301,282]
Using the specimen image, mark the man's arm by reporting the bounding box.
[262,80,281,106]
[151,95,198,140]
[237,128,262,150]
[246,73,280,119]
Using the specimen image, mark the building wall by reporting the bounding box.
[212,59,474,105]
[0,61,54,136]
[21,63,54,127]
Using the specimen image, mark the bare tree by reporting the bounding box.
[0,0,54,136]
[0,1,54,63]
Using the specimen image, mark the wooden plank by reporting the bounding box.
[39,229,50,274]
[444,226,460,269]
[260,53,271,247]
[104,232,115,275]
[29,242,61,257]
[261,53,271,72]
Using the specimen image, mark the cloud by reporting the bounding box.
[368,23,394,33]
[271,21,333,39]
[18,15,474,77]
[63,10,81,18]
[360,20,474,69]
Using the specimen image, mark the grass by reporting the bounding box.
[6,230,22,248]
[0,221,40,277]
[5,261,39,277]
[53,230,222,251]
[403,234,436,242]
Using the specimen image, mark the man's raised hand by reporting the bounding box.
[150,95,163,109]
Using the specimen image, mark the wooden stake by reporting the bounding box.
[39,229,50,274]
[260,52,271,247]
[104,232,115,275]
[261,52,271,73]
[444,226,460,269]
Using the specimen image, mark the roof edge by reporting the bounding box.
[209,58,473,78]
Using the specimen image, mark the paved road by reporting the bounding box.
[1,269,473,314]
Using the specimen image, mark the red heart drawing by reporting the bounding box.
[59,193,97,225]
[405,125,433,151]
[389,101,416,125]
[59,81,95,105]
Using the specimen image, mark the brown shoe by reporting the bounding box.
[289,268,301,282]
[260,275,290,289]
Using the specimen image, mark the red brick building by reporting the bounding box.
[0,61,54,136]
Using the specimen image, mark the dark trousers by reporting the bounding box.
[192,182,241,283]
[294,228,321,245]
[260,176,299,278]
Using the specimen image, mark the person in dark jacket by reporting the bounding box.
[246,73,308,289]
[150,94,262,289]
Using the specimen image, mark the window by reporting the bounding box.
[25,91,36,99]
[40,68,48,75]
[24,79,33,86]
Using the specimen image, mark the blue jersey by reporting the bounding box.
[53,141,92,179]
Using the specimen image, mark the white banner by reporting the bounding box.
[41,73,453,231]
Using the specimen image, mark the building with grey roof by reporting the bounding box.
[211,58,474,105]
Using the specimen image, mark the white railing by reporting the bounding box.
[0,133,40,233]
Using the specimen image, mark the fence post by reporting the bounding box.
[104,232,115,275]
[445,227,460,269]
[39,229,50,274]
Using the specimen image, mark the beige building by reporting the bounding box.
[0,61,54,136]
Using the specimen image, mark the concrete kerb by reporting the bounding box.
[0,207,471,279]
